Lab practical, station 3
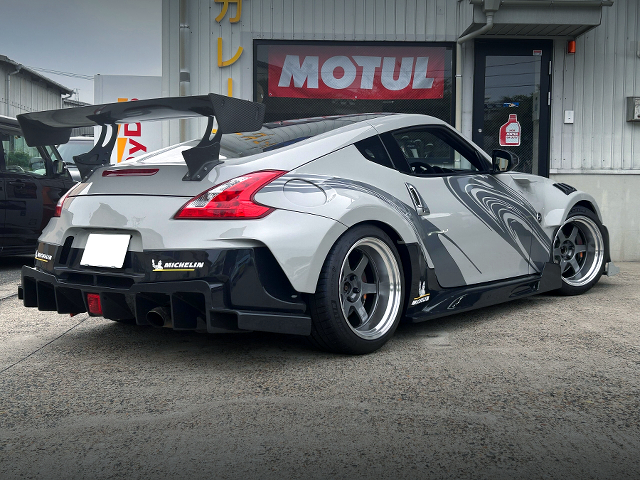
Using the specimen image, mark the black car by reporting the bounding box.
[0,115,75,256]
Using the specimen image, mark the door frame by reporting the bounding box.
[472,39,553,178]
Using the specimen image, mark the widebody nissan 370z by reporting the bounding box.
[17,94,618,354]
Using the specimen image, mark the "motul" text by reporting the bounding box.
[278,55,435,91]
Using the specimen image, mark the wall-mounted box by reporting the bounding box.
[628,97,640,122]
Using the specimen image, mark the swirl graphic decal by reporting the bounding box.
[444,175,551,272]
[265,173,468,286]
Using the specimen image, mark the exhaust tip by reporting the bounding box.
[147,306,172,328]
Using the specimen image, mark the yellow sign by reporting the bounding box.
[215,0,242,23]
[216,0,243,96]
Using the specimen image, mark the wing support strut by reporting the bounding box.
[181,116,223,181]
[74,124,118,181]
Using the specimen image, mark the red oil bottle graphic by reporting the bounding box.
[499,114,521,147]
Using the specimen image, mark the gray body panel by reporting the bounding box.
[40,114,604,295]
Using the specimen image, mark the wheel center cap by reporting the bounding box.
[560,240,575,260]
[343,274,362,302]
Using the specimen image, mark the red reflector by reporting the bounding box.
[87,293,103,315]
[102,168,159,177]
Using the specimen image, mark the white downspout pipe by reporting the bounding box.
[455,8,497,133]
[6,64,22,117]
[179,0,190,142]
[457,12,495,45]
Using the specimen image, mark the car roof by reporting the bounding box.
[217,112,451,159]
[364,113,449,133]
[0,115,22,135]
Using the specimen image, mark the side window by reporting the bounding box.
[1,135,46,176]
[354,135,395,169]
[390,128,483,175]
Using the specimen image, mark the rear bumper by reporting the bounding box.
[20,243,311,336]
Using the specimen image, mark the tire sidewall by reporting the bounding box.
[554,206,605,295]
[314,225,405,354]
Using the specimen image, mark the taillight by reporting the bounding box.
[54,184,79,217]
[174,170,287,219]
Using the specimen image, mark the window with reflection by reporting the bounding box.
[390,128,482,175]
[1,135,46,176]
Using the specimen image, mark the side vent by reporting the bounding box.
[553,183,577,195]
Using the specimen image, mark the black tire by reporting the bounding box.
[309,225,405,354]
[553,206,606,296]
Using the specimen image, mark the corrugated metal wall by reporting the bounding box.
[550,0,640,173]
[164,0,468,142]
[0,64,64,117]
[245,0,461,42]
[166,0,639,174]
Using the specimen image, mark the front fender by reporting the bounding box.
[544,191,603,227]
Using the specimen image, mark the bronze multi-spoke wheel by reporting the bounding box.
[310,225,404,354]
[553,206,605,295]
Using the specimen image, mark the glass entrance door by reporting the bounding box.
[472,40,552,176]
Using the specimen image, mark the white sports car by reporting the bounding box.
[17,94,617,354]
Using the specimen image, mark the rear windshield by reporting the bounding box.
[127,113,391,165]
[219,113,390,158]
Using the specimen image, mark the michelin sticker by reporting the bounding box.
[411,280,430,306]
[152,259,204,272]
[35,251,53,263]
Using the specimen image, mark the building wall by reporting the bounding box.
[550,0,640,173]
[163,0,637,261]
[162,0,471,143]
[549,0,640,260]
[0,63,65,117]
[552,174,640,261]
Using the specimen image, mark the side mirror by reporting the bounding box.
[492,149,519,173]
[52,159,66,175]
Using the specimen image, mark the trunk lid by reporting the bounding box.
[68,120,377,198]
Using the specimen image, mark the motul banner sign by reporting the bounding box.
[268,45,446,100]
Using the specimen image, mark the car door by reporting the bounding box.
[0,137,70,253]
[381,125,536,288]
[2,166,42,250]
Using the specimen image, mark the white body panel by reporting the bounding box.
[41,114,607,294]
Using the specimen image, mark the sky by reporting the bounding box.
[0,0,162,104]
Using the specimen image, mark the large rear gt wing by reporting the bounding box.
[16,93,266,181]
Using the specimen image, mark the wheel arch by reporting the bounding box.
[351,220,414,302]
[565,195,603,224]
[544,193,604,228]
[573,199,595,213]
[312,219,418,316]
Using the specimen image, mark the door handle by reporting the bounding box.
[405,183,430,216]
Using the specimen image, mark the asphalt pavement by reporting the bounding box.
[0,257,638,479]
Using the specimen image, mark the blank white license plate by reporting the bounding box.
[80,234,131,268]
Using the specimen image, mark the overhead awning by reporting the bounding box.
[460,0,614,39]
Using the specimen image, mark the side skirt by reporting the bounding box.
[405,262,562,323]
